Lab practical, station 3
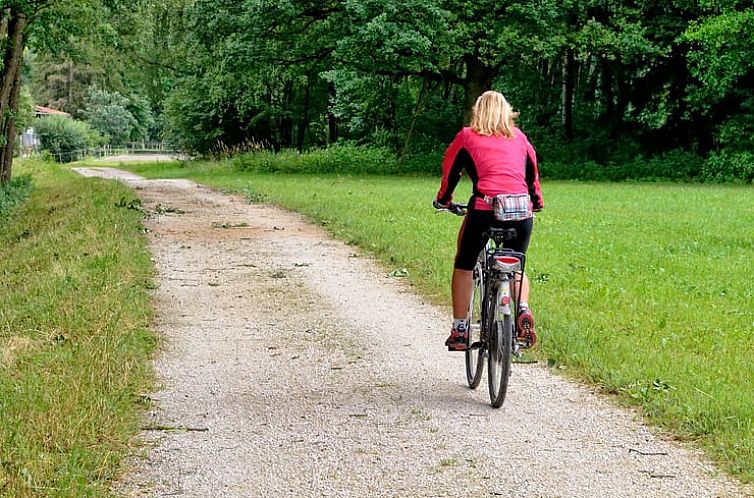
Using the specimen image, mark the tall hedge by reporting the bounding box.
[34,116,104,163]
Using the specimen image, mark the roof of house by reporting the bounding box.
[34,105,71,117]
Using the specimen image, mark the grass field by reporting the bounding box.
[116,159,754,482]
[0,160,155,497]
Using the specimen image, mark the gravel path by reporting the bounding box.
[95,153,183,163]
[75,167,750,498]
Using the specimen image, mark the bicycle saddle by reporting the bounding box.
[484,228,517,245]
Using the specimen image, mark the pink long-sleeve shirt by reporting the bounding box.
[436,127,544,212]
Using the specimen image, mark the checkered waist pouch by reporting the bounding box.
[485,193,532,221]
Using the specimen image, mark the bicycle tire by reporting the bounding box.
[487,292,512,408]
[465,263,485,389]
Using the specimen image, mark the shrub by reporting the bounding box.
[229,144,450,176]
[35,116,104,163]
[225,143,748,184]
[530,124,644,167]
[626,150,705,181]
[398,150,445,174]
[539,150,704,182]
[0,175,33,218]
[702,151,754,183]
[539,160,604,181]
[231,143,400,174]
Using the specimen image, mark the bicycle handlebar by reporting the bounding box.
[434,202,467,217]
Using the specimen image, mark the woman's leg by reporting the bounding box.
[505,217,533,306]
[451,210,488,321]
[452,268,473,319]
[513,272,530,303]
[446,211,488,349]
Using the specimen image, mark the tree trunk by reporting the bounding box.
[463,55,495,125]
[614,66,629,139]
[2,47,23,175]
[694,114,714,156]
[327,82,338,144]
[67,59,74,112]
[0,8,10,39]
[385,77,398,137]
[600,60,615,136]
[442,80,452,100]
[536,59,549,108]
[280,80,294,148]
[296,75,311,151]
[561,48,575,142]
[0,10,27,184]
[400,78,430,158]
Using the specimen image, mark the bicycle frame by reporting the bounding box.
[479,236,527,357]
[435,203,529,407]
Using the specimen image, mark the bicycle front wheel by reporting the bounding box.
[465,263,485,389]
[487,297,512,408]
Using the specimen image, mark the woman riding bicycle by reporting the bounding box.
[433,90,544,351]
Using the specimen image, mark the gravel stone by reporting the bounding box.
[73,167,752,498]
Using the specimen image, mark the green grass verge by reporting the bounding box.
[0,175,33,219]
[116,159,754,482]
[0,160,156,497]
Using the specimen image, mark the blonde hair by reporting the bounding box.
[470,91,519,138]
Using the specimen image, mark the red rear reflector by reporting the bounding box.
[495,256,519,265]
[501,295,510,305]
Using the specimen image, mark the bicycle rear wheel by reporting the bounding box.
[465,263,485,389]
[487,293,512,408]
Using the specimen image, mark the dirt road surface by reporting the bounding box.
[74,167,750,498]
[96,153,183,163]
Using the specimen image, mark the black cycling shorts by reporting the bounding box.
[454,208,534,271]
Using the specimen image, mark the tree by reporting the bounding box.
[1,0,147,183]
[163,0,345,152]
[80,87,153,144]
[100,0,190,142]
[0,4,30,183]
[126,93,155,142]
[685,5,754,152]
[71,0,754,169]
[335,0,564,121]
[29,52,106,117]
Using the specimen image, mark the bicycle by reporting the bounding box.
[437,202,528,408]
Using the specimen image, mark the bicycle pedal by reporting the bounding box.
[447,346,468,352]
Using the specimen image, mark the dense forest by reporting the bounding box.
[2,0,754,181]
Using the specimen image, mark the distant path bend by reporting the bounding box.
[73,167,749,498]
[94,153,182,163]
